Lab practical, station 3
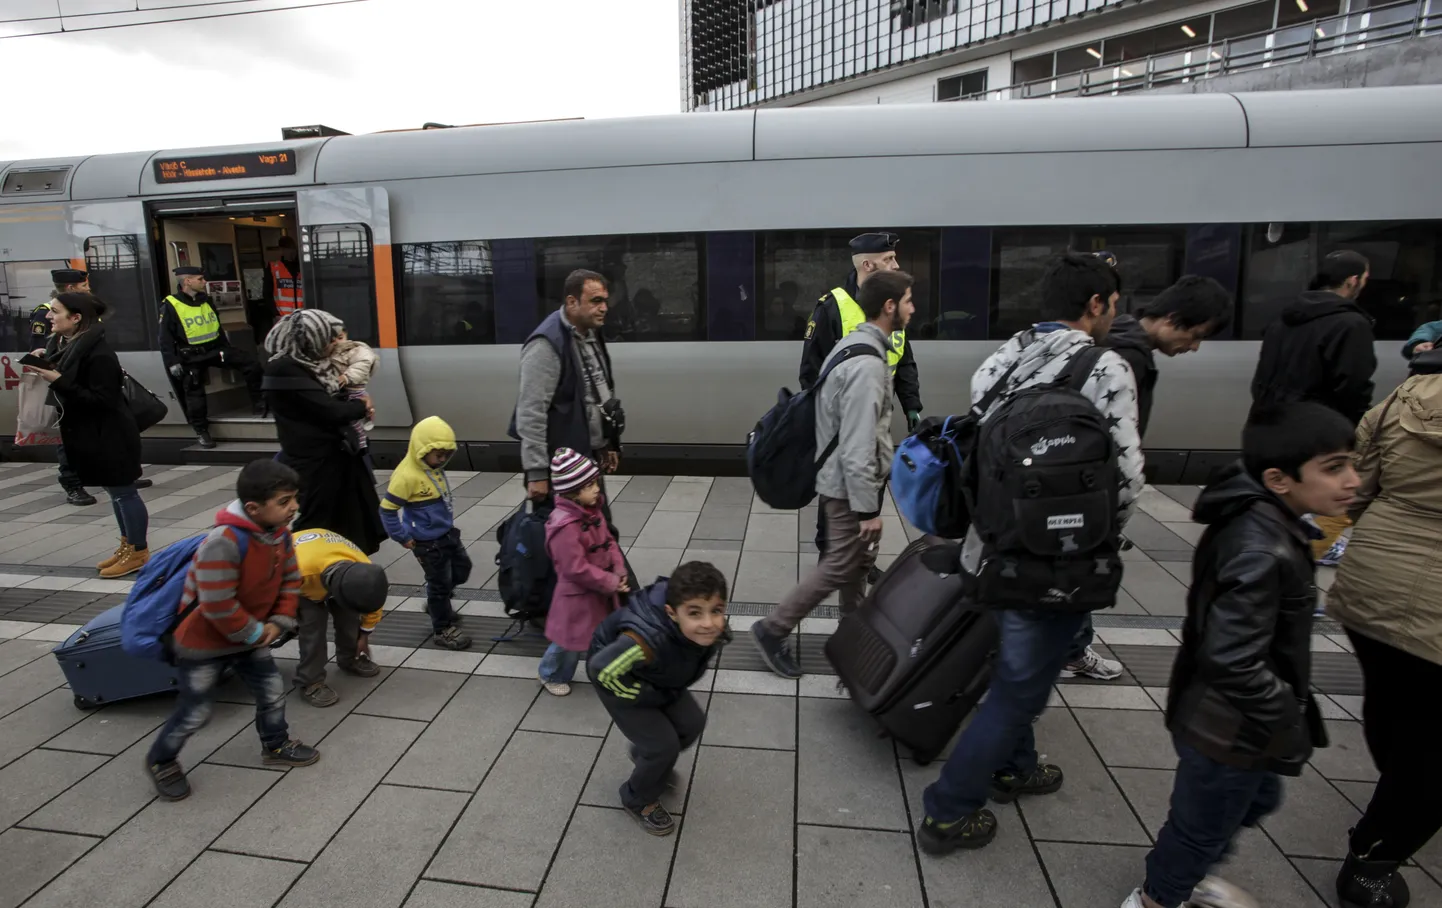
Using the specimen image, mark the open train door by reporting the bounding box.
[296,186,413,431]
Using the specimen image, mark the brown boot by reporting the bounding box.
[100,546,148,579]
[97,538,129,572]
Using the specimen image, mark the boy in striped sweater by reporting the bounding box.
[145,459,320,801]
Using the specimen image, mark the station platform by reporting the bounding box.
[0,462,1436,908]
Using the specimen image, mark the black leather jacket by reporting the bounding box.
[1165,461,1329,776]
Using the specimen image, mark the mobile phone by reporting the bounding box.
[20,353,54,370]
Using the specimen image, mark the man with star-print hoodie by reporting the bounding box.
[915,252,1144,857]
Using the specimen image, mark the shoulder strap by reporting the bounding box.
[970,360,1023,419]
[815,341,883,389]
[172,528,252,629]
[1061,345,1107,392]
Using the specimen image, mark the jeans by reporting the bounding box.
[294,597,361,688]
[1065,615,1095,663]
[596,689,706,809]
[1142,740,1283,907]
[147,648,288,765]
[414,528,471,633]
[539,643,582,684]
[922,609,1086,821]
[104,484,148,549]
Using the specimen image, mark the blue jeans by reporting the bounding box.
[1065,615,1095,663]
[104,484,148,549]
[922,609,1086,821]
[1143,740,1283,907]
[539,643,581,684]
[147,648,289,766]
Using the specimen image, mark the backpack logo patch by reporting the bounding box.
[1046,514,1084,530]
[1030,434,1076,456]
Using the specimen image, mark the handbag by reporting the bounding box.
[122,371,169,432]
[14,372,62,446]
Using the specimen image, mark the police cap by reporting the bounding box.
[849,232,900,255]
[174,266,204,276]
[51,268,87,284]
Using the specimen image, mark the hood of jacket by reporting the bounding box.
[1280,290,1369,327]
[1393,374,1442,449]
[1006,324,1099,381]
[390,416,456,502]
[213,499,291,546]
[1192,461,1317,543]
[1106,315,1155,361]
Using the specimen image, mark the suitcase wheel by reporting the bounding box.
[911,748,940,767]
[73,695,99,711]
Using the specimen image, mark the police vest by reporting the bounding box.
[270,261,303,315]
[832,287,905,373]
[166,295,221,345]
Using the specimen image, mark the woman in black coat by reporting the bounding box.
[262,310,384,555]
[29,292,150,578]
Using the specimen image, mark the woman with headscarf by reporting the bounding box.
[26,292,149,577]
[262,310,384,555]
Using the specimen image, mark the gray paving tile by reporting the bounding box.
[1110,765,1174,838]
[680,548,741,590]
[1124,511,1197,554]
[149,851,305,908]
[655,480,712,512]
[1037,840,1150,908]
[25,700,257,836]
[703,477,755,507]
[535,805,676,908]
[796,825,924,908]
[579,696,710,815]
[280,784,464,908]
[609,502,657,540]
[0,828,98,908]
[355,667,467,722]
[614,475,671,503]
[42,696,174,755]
[689,506,749,541]
[1294,857,1442,908]
[743,512,798,552]
[24,764,278,908]
[731,551,798,603]
[1199,826,1329,907]
[667,746,794,907]
[0,637,57,677]
[704,692,795,750]
[427,730,601,891]
[0,655,66,719]
[1019,708,1151,845]
[386,676,537,792]
[0,689,89,769]
[635,510,700,549]
[215,713,426,861]
[1073,707,1178,770]
[1260,766,1362,859]
[520,680,612,738]
[0,748,107,830]
[625,547,685,586]
[404,881,534,908]
[1120,560,1189,616]
[796,697,908,831]
[1306,719,1378,783]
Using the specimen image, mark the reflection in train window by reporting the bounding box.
[990,227,1071,339]
[0,259,69,351]
[399,241,495,345]
[308,223,377,347]
[535,234,703,342]
[756,228,939,341]
[1239,222,1315,339]
[85,235,151,352]
[1319,221,1442,342]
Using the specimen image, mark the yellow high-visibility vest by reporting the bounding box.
[165,295,220,345]
[832,286,904,373]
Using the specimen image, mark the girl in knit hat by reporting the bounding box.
[539,448,631,696]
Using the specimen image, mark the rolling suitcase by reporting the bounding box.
[824,536,999,765]
[53,604,180,710]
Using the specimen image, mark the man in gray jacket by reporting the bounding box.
[751,270,915,679]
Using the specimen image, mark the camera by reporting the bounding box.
[601,398,626,446]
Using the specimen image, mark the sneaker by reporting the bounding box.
[1317,535,1348,567]
[434,625,472,651]
[134,478,153,490]
[1336,848,1410,908]
[65,488,97,506]
[100,546,149,579]
[97,538,128,571]
[916,808,998,854]
[1189,875,1260,908]
[339,654,380,678]
[1120,890,1146,908]
[625,801,676,836]
[146,757,191,801]
[540,677,571,697]
[262,739,320,767]
[990,763,1064,803]
[298,681,339,708]
[1060,646,1124,681]
[196,430,216,449]
[750,622,802,679]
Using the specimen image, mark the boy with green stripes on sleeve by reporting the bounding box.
[587,562,731,836]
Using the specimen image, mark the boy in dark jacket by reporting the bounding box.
[1120,403,1359,908]
[146,459,321,802]
[588,561,730,836]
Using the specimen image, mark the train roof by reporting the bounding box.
[3,84,1440,205]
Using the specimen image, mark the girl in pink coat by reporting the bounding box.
[539,448,630,696]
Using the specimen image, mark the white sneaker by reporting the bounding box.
[1060,646,1125,681]
[1120,889,1146,908]
[540,678,571,697]
[1188,875,1259,908]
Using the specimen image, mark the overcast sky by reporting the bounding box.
[0,0,682,160]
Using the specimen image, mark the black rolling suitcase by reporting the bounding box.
[53,604,181,710]
[824,536,999,765]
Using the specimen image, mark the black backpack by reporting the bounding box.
[495,498,557,631]
[965,345,1124,612]
[747,342,884,510]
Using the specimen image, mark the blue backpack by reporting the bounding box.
[120,529,248,661]
[747,342,883,510]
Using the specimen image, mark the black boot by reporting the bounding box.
[1337,849,1410,907]
[64,487,97,506]
[134,478,153,490]
[196,429,216,449]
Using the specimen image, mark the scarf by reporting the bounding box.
[265,310,345,393]
[44,326,105,407]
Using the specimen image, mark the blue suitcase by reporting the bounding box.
[53,604,180,710]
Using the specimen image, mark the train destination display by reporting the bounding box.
[154,151,297,183]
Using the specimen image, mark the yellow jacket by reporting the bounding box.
[294,529,384,632]
[380,416,457,543]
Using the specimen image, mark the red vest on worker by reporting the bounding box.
[270,260,303,315]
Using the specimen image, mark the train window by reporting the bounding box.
[1,168,69,196]
[84,235,151,352]
[1319,220,1442,341]
[756,228,939,341]
[1239,222,1315,339]
[990,227,1071,339]
[306,222,377,347]
[535,233,703,342]
[398,241,495,346]
[0,259,69,350]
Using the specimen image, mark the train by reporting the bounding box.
[2,84,1439,483]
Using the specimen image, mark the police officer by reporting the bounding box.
[159,266,264,448]
[799,232,924,430]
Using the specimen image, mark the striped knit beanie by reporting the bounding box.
[551,448,599,494]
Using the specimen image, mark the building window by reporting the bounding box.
[535,234,703,342]
[937,68,988,100]
[1212,1,1277,40]
[398,241,495,346]
[892,0,959,28]
[1012,52,1054,84]
[84,235,151,352]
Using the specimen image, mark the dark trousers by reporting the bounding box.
[294,597,361,688]
[149,648,288,765]
[55,444,83,493]
[171,345,264,431]
[1142,740,1283,907]
[597,688,706,809]
[1347,627,1442,863]
[415,528,471,633]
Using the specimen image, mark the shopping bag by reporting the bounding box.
[14,372,61,446]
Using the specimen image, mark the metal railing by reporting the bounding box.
[948,0,1440,101]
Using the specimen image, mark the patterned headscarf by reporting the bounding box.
[264,309,345,393]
